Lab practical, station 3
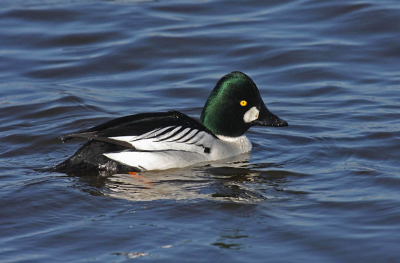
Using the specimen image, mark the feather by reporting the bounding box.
[59,111,217,154]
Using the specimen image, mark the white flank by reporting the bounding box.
[103,127,254,171]
[243,106,259,123]
[104,151,208,171]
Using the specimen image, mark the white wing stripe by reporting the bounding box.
[186,131,206,144]
[150,126,175,138]
[163,127,191,142]
[177,129,199,143]
[130,127,162,141]
[109,126,174,143]
[131,126,175,142]
[108,125,215,155]
[156,126,182,140]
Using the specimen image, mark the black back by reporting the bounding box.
[62,111,215,140]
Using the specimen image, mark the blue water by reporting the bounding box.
[1,0,400,262]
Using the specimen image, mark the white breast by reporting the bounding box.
[211,135,253,159]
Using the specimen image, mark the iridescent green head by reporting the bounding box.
[200,71,288,137]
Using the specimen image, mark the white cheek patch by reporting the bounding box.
[243,106,259,123]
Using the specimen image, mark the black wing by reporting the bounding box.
[60,111,216,148]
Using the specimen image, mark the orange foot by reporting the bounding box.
[129,171,152,186]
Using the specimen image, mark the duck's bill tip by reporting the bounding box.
[254,117,288,127]
[253,104,288,127]
[274,118,288,127]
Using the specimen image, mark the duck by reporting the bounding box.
[53,71,288,174]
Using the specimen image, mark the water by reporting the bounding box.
[1,0,400,261]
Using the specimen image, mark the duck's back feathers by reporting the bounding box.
[62,111,214,138]
[55,111,219,173]
[62,111,216,153]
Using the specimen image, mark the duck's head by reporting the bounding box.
[201,71,288,137]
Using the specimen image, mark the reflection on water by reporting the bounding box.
[70,153,295,202]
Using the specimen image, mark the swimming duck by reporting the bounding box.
[54,71,288,173]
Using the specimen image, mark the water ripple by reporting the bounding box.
[1,0,400,261]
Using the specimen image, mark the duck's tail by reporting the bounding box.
[51,140,138,176]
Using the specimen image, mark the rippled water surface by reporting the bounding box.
[1,0,400,262]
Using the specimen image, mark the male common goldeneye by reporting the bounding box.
[53,71,288,173]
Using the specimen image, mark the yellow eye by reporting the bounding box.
[240,100,247,106]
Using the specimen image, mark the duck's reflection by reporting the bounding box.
[68,153,289,202]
